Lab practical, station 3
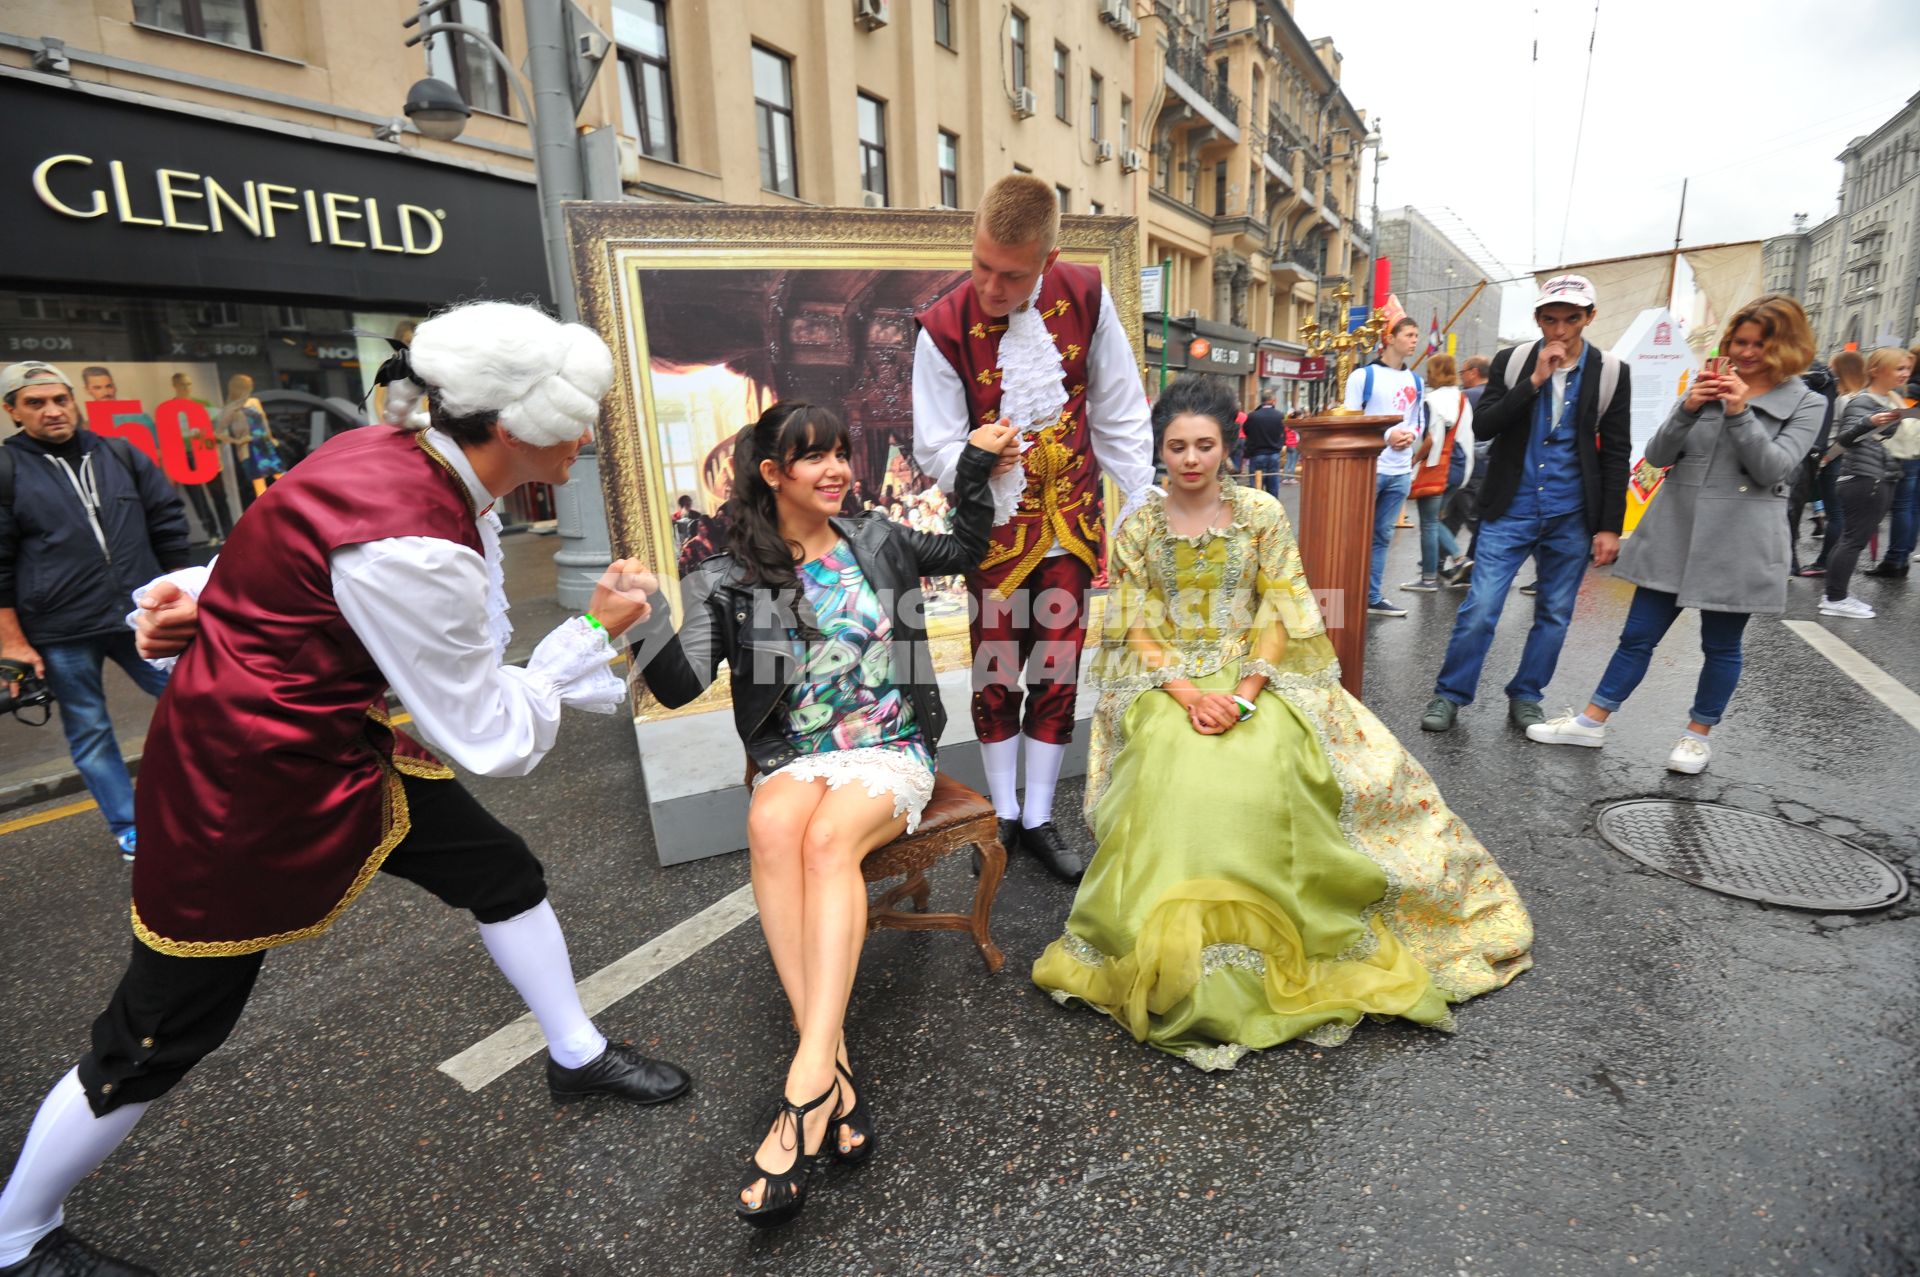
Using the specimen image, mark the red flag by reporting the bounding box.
[1427,314,1442,357]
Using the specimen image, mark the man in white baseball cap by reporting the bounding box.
[1420,273,1633,734]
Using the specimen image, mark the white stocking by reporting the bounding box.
[477,901,606,1069]
[979,735,1022,820]
[1021,736,1068,829]
[0,1069,149,1266]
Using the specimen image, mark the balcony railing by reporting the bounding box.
[1166,37,1240,125]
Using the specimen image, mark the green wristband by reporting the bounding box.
[582,612,604,631]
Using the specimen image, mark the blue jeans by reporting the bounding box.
[1370,470,1413,603]
[40,633,170,837]
[1433,509,1589,706]
[1283,447,1299,476]
[1416,493,1463,577]
[1591,587,1751,726]
[1247,450,1283,500]
[1885,457,1920,567]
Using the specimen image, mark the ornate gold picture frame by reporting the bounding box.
[566,203,1143,592]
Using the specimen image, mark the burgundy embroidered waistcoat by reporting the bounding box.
[919,260,1105,596]
[131,427,481,956]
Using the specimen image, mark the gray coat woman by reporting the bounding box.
[1614,381,1825,614]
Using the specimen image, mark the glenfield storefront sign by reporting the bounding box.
[0,77,545,304]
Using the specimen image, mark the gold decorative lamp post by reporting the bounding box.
[1300,285,1387,417]
[1288,284,1396,698]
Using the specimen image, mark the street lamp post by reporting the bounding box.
[1363,126,1384,310]
[400,0,616,609]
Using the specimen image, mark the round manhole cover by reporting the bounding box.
[1596,800,1908,912]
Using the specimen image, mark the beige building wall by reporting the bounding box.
[4,0,1368,345]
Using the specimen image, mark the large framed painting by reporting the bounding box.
[566,203,1142,710]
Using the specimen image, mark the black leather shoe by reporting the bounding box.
[0,1228,156,1276]
[547,1042,690,1106]
[1864,561,1908,578]
[976,817,1023,877]
[1020,821,1086,882]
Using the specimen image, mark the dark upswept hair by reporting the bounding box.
[1150,374,1240,451]
[724,400,852,588]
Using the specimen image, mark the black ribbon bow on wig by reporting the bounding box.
[359,336,417,412]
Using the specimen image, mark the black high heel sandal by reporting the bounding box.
[830,1060,876,1168]
[735,1082,836,1229]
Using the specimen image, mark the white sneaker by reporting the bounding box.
[1526,710,1607,747]
[1818,596,1876,619]
[1667,734,1712,774]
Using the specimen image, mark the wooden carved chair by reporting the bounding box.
[744,762,1008,972]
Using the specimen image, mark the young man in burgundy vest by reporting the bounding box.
[912,176,1155,881]
[0,303,689,1277]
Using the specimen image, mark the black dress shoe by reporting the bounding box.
[547,1042,690,1106]
[1020,821,1086,882]
[1864,561,1908,578]
[0,1228,156,1276]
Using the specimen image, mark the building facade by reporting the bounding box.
[1373,206,1501,363]
[1763,92,1920,354]
[1135,0,1368,407]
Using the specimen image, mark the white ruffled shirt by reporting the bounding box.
[130,428,624,779]
[912,278,1156,545]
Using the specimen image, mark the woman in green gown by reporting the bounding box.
[1032,376,1534,1070]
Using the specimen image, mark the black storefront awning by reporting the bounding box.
[2,77,547,307]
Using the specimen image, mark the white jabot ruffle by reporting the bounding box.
[477,509,514,664]
[988,276,1070,527]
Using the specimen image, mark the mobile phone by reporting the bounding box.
[1704,356,1729,377]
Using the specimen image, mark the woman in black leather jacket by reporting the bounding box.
[625,400,1012,1228]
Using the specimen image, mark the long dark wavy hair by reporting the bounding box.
[724,400,852,589]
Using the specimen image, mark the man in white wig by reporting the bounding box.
[0,301,689,1277]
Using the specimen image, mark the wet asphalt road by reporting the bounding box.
[0,528,1914,1277]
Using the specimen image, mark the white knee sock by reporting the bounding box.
[980,735,1022,820]
[477,901,606,1070]
[1021,737,1068,829]
[0,1069,149,1266]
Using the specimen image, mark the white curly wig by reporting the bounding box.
[379,300,614,447]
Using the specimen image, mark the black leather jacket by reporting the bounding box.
[627,442,997,774]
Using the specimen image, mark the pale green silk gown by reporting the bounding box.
[1031,486,1534,1070]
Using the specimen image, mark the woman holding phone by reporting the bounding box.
[1527,295,1824,774]
[1822,346,1915,611]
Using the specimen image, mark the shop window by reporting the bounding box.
[426,0,510,117]
[753,46,798,197]
[134,0,262,52]
[858,94,890,206]
[615,0,678,162]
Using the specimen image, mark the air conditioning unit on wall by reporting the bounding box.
[862,190,886,208]
[855,0,888,32]
[1095,140,1115,163]
[1013,86,1037,119]
[1121,147,1144,173]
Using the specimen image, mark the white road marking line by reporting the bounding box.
[438,882,759,1092]
[1781,620,1920,733]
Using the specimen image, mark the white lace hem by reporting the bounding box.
[754,746,936,834]
[526,616,625,715]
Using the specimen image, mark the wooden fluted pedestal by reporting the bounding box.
[1293,414,1396,699]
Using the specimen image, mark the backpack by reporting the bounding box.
[0,435,143,512]
[1499,340,1621,418]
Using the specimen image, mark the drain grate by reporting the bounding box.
[1596,800,1909,912]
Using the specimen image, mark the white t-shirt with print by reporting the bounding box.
[1342,363,1424,475]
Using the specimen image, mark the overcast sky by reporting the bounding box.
[1291,0,1920,337]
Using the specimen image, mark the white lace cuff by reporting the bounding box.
[527,616,626,715]
[1116,484,1160,529]
[987,453,1029,527]
[125,562,217,671]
